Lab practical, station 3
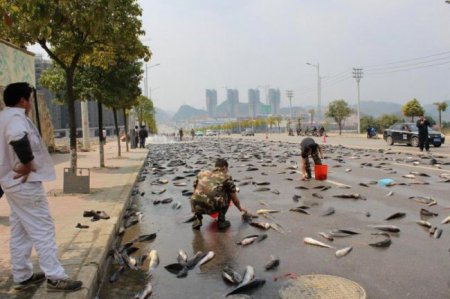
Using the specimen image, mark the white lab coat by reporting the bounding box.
[0,107,67,282]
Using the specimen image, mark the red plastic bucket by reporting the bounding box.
[314,164,328,181]
[209,201,232,218]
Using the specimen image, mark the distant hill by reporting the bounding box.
[359,101,402,117]
[155,107,173,124]
[172,105,208,121]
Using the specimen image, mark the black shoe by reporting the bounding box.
[75,223,89,229]
[47,278,82,292]
[218,220,231,230]
[83,210,96,217]
[192,215,202,230]
[14,272,46,290]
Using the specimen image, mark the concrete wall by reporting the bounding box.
[0,40,54,150]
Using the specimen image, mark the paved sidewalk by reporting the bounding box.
[0,140,148,299]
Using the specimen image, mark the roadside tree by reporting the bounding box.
[325,99,352,135]
[0,0,151,170]
[402,98,424,121]
[433,101,448,131]
[378,113,403,130]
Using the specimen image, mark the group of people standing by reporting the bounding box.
[131,125,148,149]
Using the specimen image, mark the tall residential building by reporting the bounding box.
[226,89,239,118]
[205,89,217,118]
[268,88,281,115]
[248,89,260,118]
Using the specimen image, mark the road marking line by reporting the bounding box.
[392,162,450,173]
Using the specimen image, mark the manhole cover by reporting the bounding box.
[279,274,366,299]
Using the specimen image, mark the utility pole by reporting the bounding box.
[286,90,294,120]
[352,68,363,134]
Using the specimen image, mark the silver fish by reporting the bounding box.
[222,266,242,285]
[318,232,334,241]
[321,206,335,216]
[441,216,450,224]
[177,249,188,265]
[369,237,392,248]
[434,228,443,239]
[152,188,167,194]
[369,225,400,233]
[303,237,335,248]
[385,212,406,221]
[256,209,280,215]
[417,220,432,228]
[250,221,271,230]
[146,250,159,277]
[335,246,353,257]
[420,208,438,217]
[197,251,215,267]
[238,265,255,287]
[134,281,152,299]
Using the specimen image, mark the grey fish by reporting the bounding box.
[226,279,265,297]
[333,193,363,200]
[152,189,166,195]
[173,182,187,186]
[222,266,243,285]
[369,237,392,248]
[434,228,443,239]
[130,233,157,243]
[292,194,302,202]
[369,225,400,233]
[237,234,267,246]
[289,206,310,215]
[183,214,196,223]
[254,181,270,186]
[420,208,438,217]
[409,196,436,205]
[271,189,280,195]
[264,256,280,270]
[359,182,370,187]
[239,181,252,186]
[385,212,406,221]
[253,187,271,192]
[295,186,309,190]
[172,202,182,209]
[237,265,255,288]
[197,251,215,267]
[321,206,335,216]
[312,193,323,199]
[161,197,173,204]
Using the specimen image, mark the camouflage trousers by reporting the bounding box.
[305,151,322,179]
[190,197,230,216]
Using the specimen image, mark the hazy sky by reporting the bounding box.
[28,1,450,113]
[139,0,450,113]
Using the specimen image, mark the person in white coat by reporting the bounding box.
[0,83,82,292]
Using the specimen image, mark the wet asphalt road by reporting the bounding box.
[98,137,450,299]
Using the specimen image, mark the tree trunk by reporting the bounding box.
[66,67,77,171]
[97,101,105,168]
[123,109,129,152]
[438,110,442,131]
[339,122,342,135]
[113,108,121,157]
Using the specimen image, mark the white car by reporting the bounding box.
[205,130,218,136]
[241,128,255,136]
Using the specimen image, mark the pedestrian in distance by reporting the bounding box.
[300,137,324,181]
[139,125,148,148]
[416,115,430,152]
[190,158,249,230]
[191,128,195,140]
[134,125,139,148]
[179,128,184,141]
[0,82,82,292]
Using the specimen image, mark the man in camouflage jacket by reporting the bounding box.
[190,158,247,230]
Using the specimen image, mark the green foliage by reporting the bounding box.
[402,98,424,121]
[0,0,151,170]
[433,102,448,130]
[360,115,379,131]
[325,99,352,135]
[378,114,403,130]
[135,95,155,130]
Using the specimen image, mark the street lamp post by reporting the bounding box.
[286,90,294,120]
[306,62,321,125]
[145,63,160,97]
[352,68,363,134]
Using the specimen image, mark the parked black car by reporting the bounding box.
[383,122,445,147]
